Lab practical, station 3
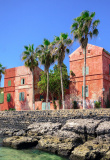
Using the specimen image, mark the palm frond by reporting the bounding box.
[93,28,99,36]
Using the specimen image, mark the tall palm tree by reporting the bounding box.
[22,44,38,110]
[0,63,5,89]
[36,39,55,110]
[71,11,100,109]
[53,33,73,110]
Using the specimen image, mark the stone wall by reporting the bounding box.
[0,109,110,132]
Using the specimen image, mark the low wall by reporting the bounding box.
[0,109,110,131]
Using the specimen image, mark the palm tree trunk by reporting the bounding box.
[46,69,49,110]
[83,47,86,109]
[60,64,65,110]
[32,69,35,110]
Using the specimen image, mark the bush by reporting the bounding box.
[9,108,16,111]
[73,101,78,109]
[94,101,101,108]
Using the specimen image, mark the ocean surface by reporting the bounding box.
[0,137,69,160]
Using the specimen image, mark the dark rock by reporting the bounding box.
[3,136,39,149]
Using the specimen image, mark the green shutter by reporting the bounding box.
[82,67,84,75]
[21,79,23,85]
[86,67,89,75]
[0,93,4,103]
[82,86,89,97]
[86,86,89,97]
[22,92,24,101]
[8,80,11,86]
[82,86,83,97]
[19,93,21,101]
[82,67,89,75]
[21,79,25,85]
[7,93,11,102]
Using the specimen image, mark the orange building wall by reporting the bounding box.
[69,44,104,108]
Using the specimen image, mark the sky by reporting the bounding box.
[0,0,110,87]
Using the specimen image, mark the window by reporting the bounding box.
[7,93,11,102]
[40,95,44,101]
[39,76,41,81]
[88,50,91,53]
[82,66,89,75]
[82,86,89,97]
[19,92,24,101]
[8,80,11,86]
[21,79,25,85]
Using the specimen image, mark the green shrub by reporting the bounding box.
[94,101,101,108]
[9,108,16,111]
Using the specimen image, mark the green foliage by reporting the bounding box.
[94,101,101,108]
[0,63,6,85]
[53,33,73,66]
[70,70,75,76]
[36,39,55,72]
[4,108,16,111]
[9,108,16,111]
[38,63,70,107]
[71,10,100,48]
[22,44,38,71]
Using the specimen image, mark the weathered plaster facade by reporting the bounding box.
[0,66,42,110]
[69,44,110,108]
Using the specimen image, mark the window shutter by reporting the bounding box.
[0,93,4,103]
[7,93,11,102]
[22,92,24,101]
[86,67,89,75]
[8,80,11,86]
[82,67,84,75]
[86,86,89,97]
[82,86,83,97]
[21,79,25,85]
[82,67,89,75]
[82,86,89,97]
[19,93,21,101]
[39,76,41,81]
[21,79,23,85]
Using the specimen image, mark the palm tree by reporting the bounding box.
[53,33,73,110]
[0,63,5,90]
[71,11,100,109]
[22,44,38,110]
[36,39,55,110]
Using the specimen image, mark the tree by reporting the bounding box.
[36,39,55,110]
[22,44,38,110]
[71,11,100,109]
[0,63,5,92]
[38,63,70,109]
[53,33,73,109]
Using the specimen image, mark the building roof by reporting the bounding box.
[69,44,104,58]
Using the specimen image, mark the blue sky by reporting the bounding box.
[0,0,110,86]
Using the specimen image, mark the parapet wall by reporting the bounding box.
[0,109,110,131]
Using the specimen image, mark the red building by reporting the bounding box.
[69,44,110,108]
[0,65,67,110]
[0,66,42,110]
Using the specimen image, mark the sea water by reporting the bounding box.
[0,137,69,160]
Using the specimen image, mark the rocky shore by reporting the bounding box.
[1,117,110,160]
